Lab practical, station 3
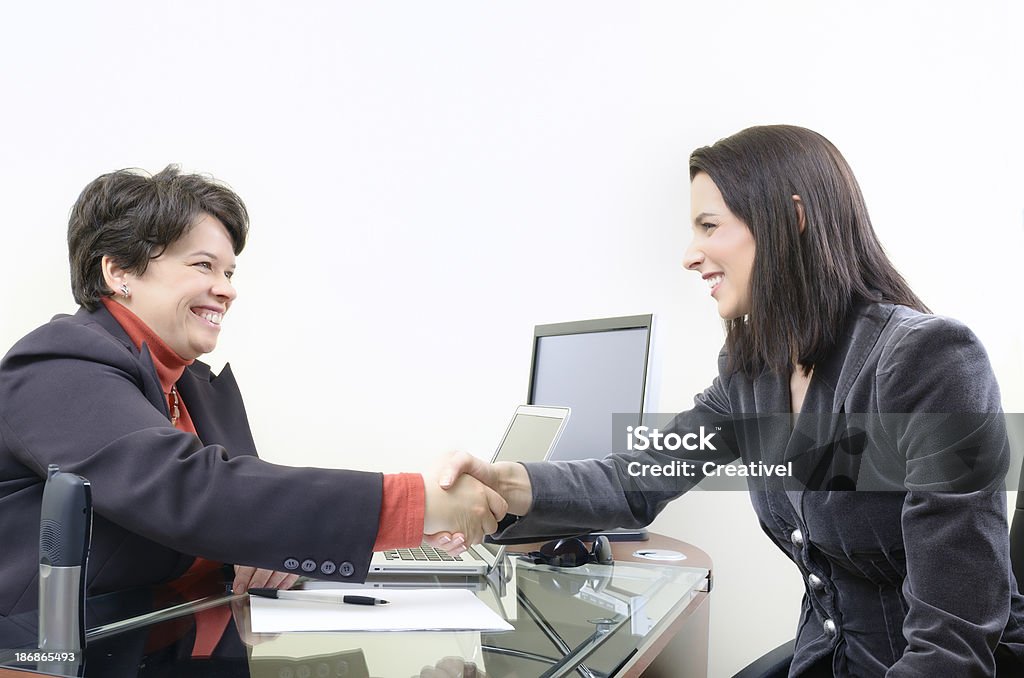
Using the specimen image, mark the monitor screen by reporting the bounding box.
[527,315,652,462]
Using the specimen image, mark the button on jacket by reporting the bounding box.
[0,305,385,618]
[501,302,1024,676]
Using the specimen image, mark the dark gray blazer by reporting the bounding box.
[0,305,385,618]
[502,302,1024,676]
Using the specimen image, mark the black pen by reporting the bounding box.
[248,588,389,606]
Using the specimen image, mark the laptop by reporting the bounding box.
[369,404,570,575]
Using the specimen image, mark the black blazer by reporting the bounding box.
[503,302,1024,676]
[0,305,386,618]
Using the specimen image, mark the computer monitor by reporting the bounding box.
[527,314,653,463]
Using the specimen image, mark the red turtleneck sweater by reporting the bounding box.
[100,298,424,553]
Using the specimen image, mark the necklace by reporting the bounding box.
[169,386,180,426]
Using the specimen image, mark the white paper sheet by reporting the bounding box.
[248,588,514,633]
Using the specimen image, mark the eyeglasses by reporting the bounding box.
[527,535,613,568]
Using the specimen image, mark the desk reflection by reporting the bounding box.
[1,540,710,678]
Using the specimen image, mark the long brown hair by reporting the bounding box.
[689,125,928,377]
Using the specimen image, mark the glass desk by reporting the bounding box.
[1,539,711,678]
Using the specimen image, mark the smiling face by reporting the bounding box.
[683,172,757,320]
[104,214,238,359]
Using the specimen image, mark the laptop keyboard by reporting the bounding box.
[382,545,462,562]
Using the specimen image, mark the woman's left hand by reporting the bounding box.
[232,565,299,594]
[424,531,468,556]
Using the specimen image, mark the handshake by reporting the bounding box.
[421,452,534,555]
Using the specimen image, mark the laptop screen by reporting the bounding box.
[491,410,569,463]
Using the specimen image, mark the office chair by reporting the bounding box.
[731,639,795,678]
[1010,460,1024,592]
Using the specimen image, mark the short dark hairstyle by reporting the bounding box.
[67,165,249,310]
[689,125,928,377]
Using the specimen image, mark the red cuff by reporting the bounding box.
[372,473,425,551]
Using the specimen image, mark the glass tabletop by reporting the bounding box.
[1,554,708,678]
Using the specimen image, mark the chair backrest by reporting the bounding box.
[1010,419,1024,592]
[38,467,92,653]
[1012,486,1024,592]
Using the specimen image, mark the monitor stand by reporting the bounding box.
[587,527,649,542]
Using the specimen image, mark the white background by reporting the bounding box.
[2,2,1022,675]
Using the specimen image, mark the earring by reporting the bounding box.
[120,283,130,299]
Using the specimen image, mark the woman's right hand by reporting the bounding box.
[422,470,507,548]
[424,452,535,554]
[438,452,534,515]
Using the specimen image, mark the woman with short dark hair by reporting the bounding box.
[0,165,507,622]
[437,126,1024,675]
[67,166,250,312]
